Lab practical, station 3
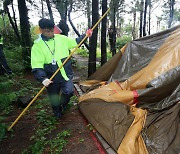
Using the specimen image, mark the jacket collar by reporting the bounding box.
[41,34,54,41]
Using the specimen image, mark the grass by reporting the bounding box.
[75,48,89,57]
[87,123,94,131]
[4,45,25,74]
[0,44,28,142]
[79,138,85,143]
[22,95,78,153]
[48,130,71,154]
[0,122,7,142]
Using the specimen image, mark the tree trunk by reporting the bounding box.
[11,0,19,34]
[3,4,21,43]
[148,0,151,35]
[68,6,90,50]
[139,0,144,37]
[112,3,116,56]
[168,0,175,28]
[46,0,54,23]
[17,0,32,70]
[41,0,44,18]
[143,0,148,36]
[55,0,68,22]
[101,0,107,66]
[86,0,91,28]
[88,0,99,76]
[132,2,137,40]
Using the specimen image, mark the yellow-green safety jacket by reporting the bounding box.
[31,34,78,82]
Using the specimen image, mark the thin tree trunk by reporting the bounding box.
[17,0,32,70]
[143,0,148,36]
[88,0,99,76]
[41,0,44,18]
[116,11,119,28]
[112,3,116,56]
[46,0,54,23]
[101,0,107,65]
[4,4,21,42]
[68,6,89,50]
[148,0,151,35]
[1,12,7,33]
[132,4,137,40]
[139,0,144,37]
[86,0,91,28]
[11,0,19,34]
[168,0,175,28]
[55,0,68,22]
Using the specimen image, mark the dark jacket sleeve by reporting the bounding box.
[75,34,86,44]
[32,68,47,82]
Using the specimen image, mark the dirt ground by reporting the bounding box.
[0,55,103,154]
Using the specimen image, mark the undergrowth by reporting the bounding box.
[22,96,77,154]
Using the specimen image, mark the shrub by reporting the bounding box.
[116,35,132,50]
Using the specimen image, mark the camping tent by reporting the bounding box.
[79,25,180,154]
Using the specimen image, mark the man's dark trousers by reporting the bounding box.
[47,79,74,118]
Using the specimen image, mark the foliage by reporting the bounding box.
[0,122,7,142]
[79,138,85,143]
[0,77,16,114]
[0,79,15,141]
[76,48,89,57]
[116,35,132,50]
[0,116,7,142]
[0,14,20,46]
[0,93,16,113]
[96,48,112,60]
[173,9,180,24]
[161,1,180,27]
[0,73,37,141]
[121,23,133,36]
[87,123,94,131]
[30,25,40,41]
[4,45,24,74]
[76,47,112,61]
[48,130,70,153]
[0,42,37,143]
[22,97,72,153]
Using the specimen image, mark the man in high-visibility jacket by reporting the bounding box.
[0,33,12,75]
[31,18,92,118]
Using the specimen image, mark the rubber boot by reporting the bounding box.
[52,106,62,118]
[60,93,73,111]
[49,94,62,118]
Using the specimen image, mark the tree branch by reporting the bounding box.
[68,5,90,50]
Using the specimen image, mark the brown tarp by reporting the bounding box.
[79,25,180,153]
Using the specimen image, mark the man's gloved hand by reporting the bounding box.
[86,29,93,37]
[42,78,53,87]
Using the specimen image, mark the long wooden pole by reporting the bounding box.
[8,8,110,131]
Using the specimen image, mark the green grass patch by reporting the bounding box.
[0,122,7,142]
[75,48,89,57]
[48,130,70,154]
[22,97,72,154]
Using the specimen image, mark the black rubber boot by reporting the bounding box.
[52,106,62,118]
[60,93,73,111]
